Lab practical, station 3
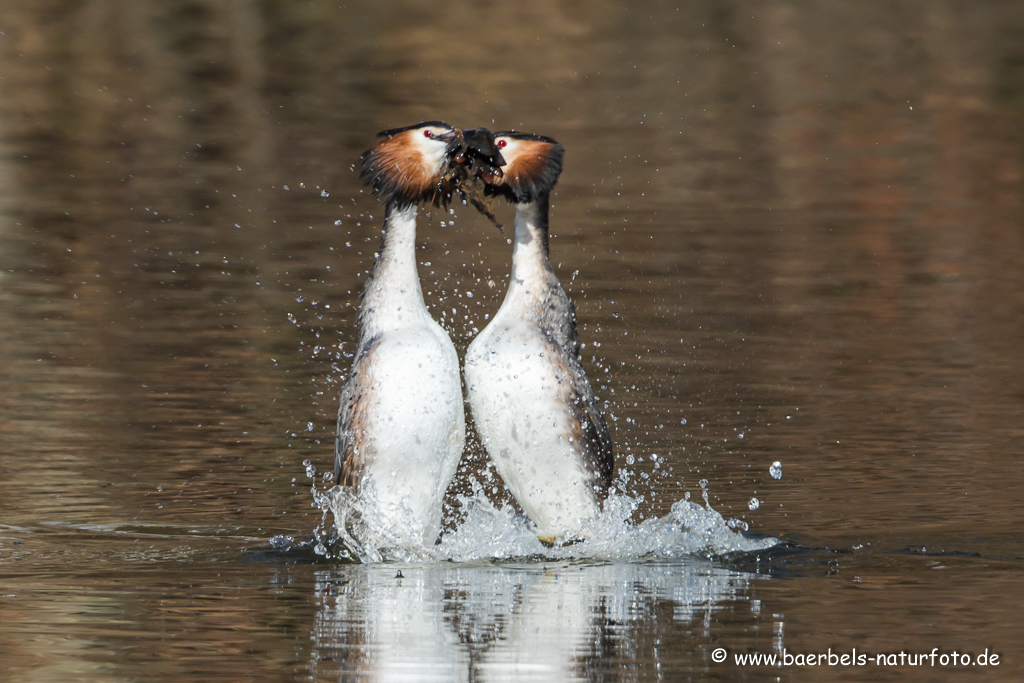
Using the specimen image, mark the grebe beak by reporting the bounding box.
[462,127,506,168]
[433,128,463,155]
[461,127,505,183]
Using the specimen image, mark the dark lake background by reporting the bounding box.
[2,1,1023,680]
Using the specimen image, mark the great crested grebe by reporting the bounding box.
[334,121,480,549]
[464,131,614,543]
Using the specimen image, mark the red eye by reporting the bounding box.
[497,139,507,148]
[423,130,433,138]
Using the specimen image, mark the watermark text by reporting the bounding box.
[711,647,1000,668]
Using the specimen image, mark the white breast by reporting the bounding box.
[465,318,600,539]
[353,318,465,548]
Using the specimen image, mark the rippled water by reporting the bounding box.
[2,1,1024,680]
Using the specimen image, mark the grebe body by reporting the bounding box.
[335,122,466,549]
[464,132,613,541]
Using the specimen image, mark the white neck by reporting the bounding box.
[357,203,430,341]
[506,198,553,301]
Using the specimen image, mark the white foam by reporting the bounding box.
[308,464,777,564]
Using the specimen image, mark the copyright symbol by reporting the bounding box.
[712,647,727,663]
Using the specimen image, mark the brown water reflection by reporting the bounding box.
[2,0,1024,680]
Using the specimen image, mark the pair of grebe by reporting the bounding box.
[334,122,613,547]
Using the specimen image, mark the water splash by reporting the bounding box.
[306,461,777,564]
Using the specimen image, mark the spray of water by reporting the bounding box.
[305,460,776,564]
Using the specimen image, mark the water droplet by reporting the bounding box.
[303,459,316,479]
[748,497,760,510]
[769,461,782,479]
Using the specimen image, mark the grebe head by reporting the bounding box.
[485,131,565,203]
[360,121,462,207]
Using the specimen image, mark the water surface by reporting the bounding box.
[2,1,1023,680]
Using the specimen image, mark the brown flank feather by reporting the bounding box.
[335,336,382,487]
